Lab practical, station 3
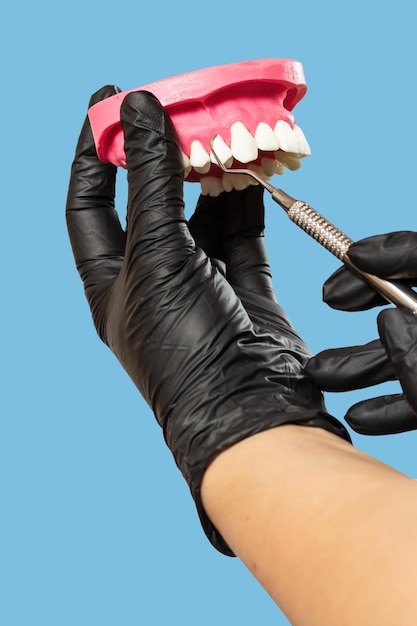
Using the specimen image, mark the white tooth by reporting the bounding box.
[210,134,233,167]
[222,173,235,192]
[245,164,263,184]
[193,164,211,174]
[200,176,225,197]
[247,163,266,179]
[260,157,279,178]
[189,140,211,173]
[230,121,258,163]
[274,120,299,153]
[293,125,311,156]
[255,122,280,151]
[222,172,254,191]
[236,176,256,191]
[275,152,301,171]
[182,151,192,178]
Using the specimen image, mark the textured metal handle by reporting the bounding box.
[287,201,353,260]
[286,200,417,313]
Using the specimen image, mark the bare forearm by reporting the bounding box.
[201,425,417,626]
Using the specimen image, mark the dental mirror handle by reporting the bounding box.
[270,189,417,314]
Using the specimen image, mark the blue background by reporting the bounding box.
[3,1,417,624]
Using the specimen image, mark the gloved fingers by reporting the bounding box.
[305,339,395,391]
[120,91,196,284]
[189,187,296,338]
[378,307,417,414]
[220,186,276,301]
[344,393,417,435]
[347,231,417,279]
[222,185,265,240]
[322,265,387,311]
[66,85,126,290]
[188,192,226,261]
[321,231,417,312]
[224,237,276,301]
[188,186,275,300]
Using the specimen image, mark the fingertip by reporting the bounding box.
[344,398,385,435]
[322,265,387,311]
[88,85,122,108]
[345,394,417,435]
[348,231,417,277]
[377,308,417,354]
[120,90,179,144]
[72,86,123,162]
[120,90,164,130]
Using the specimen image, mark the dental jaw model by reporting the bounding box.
[88,60,417,312]
[88,59,311,197]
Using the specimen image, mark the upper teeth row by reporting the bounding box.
[182,120,311,176]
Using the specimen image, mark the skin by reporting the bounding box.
[201,424,417,625]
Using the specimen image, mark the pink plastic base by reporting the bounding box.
[88,59,307,181]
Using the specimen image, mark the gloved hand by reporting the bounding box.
[305,232,417,435]
[66,86,350,556]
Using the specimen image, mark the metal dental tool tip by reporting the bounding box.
[210,136,417,314]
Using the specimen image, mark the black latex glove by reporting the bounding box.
[66,86,350,556]
[305,232,417,435]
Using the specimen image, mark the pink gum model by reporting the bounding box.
[88,59,307,182]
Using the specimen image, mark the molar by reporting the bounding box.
[260,157,279,178]
[275,151,301,171]
[222,172,256,192]
[200,176,225,197]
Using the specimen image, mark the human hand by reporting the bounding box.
[66,87,350,554]
[305,232,417,434]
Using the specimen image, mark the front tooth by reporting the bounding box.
[210,134,233,167]
[182,151,192,178]
[293,125,311,156]
[274,120,299,153]
[230,121,258,163]
[255,122,280,151]
[189,140,211,173]
[200,176,225,197]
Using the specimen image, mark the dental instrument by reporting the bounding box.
[210,136,417,314]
